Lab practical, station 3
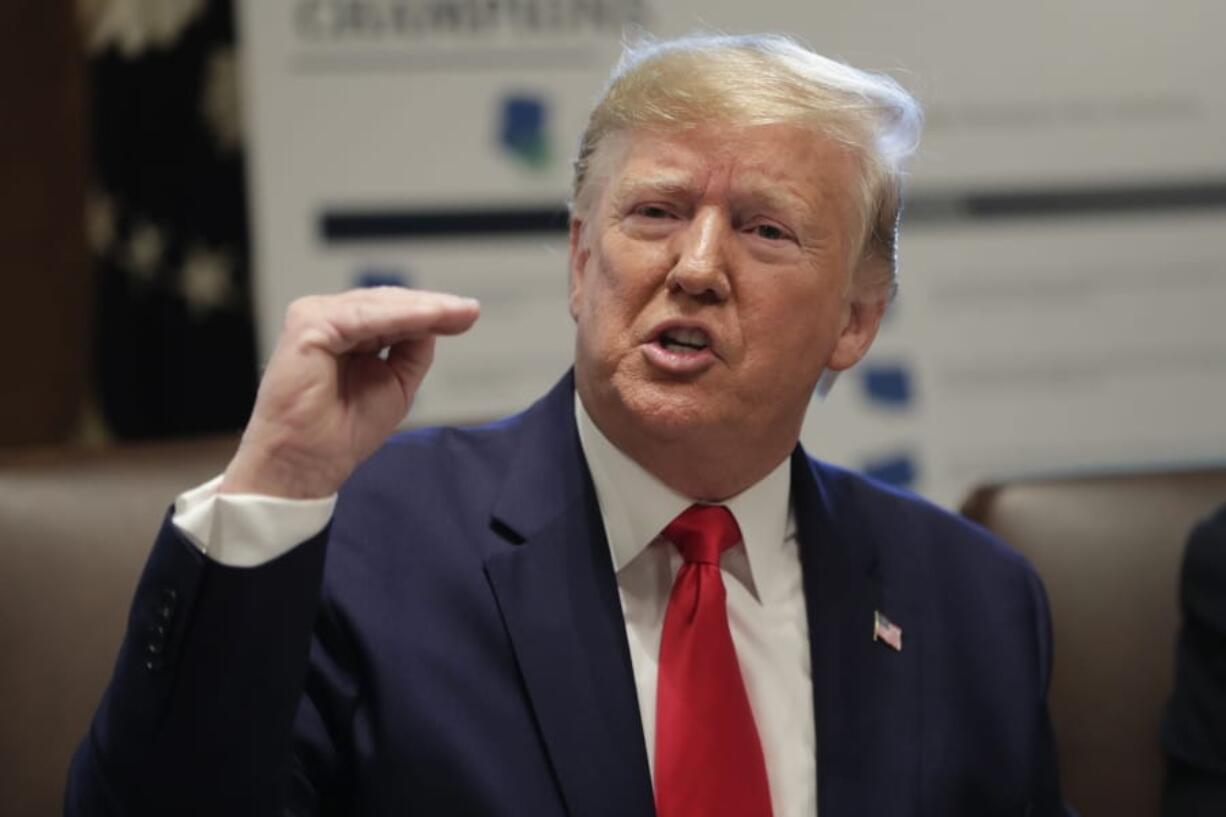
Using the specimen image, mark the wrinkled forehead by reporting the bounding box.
[584,124,865,219]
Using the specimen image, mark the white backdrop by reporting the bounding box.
[238,0,1226,505]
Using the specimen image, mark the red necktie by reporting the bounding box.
[654,504,773,817]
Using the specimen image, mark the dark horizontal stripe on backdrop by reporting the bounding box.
[320,180,1226,242]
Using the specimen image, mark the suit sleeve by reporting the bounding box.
[64,512,330,817]
[1162,506,1226,815]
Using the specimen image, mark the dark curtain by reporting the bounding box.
[89,0,257,439]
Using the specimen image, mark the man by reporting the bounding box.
[1164,505,1226,815]
[67,34,1067,816]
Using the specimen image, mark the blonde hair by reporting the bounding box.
[571,33,922,297]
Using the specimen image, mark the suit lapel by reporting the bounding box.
[483,376,655,817]
[793,451,923,817]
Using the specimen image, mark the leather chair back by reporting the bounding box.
[962,469,1226,817]
[0,437,236,817]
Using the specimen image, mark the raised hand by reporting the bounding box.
[219,287,480,499]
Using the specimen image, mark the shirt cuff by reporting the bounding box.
[172,475,337,568]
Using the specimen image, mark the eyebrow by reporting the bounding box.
[610,172,699,204]
[735,186,814,219]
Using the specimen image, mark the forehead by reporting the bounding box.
[598,123,862,214]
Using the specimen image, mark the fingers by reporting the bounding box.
[384,334,436,399]
[284,288,480,357]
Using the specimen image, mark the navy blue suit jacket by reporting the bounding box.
[67,373,1066,816]
[1163,505,1226,815]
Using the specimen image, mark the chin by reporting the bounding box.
[613,378,730,441]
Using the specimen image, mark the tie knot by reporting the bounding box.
[663,504,741,565]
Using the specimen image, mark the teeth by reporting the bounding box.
[660,327,709,350]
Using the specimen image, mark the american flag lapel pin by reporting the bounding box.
[873,610,903,652]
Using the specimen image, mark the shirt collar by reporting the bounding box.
[574,393,794,605]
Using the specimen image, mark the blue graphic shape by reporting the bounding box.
[354,268,413,289]
[862,452,918,488]
[860,363,913,408]
[499,94,550,169]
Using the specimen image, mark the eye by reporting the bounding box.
[748,222,795,242]
[632,204,676,219]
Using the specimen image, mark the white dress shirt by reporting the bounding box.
[172,395,816,816]
[173,475,335,566]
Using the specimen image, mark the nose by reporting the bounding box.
[666,207,731,303]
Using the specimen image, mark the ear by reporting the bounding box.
[826,295,888,372]
[567,217,589,322]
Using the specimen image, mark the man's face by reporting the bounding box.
[569,123,886,454]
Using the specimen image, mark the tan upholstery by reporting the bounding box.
[0,437,237,817]
[962,469,1226,817]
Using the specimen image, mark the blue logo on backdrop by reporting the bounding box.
[499,94,550,170]
[860,363,914,409]
[354,268,414,289]
[862,452,918,488]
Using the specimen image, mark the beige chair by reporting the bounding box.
[0,437,237,817]
[962,468,1226,817]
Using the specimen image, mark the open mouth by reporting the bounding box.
[657,327,710,353]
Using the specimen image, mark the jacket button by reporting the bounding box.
[156,588,178,620]
[145,657,165,673]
